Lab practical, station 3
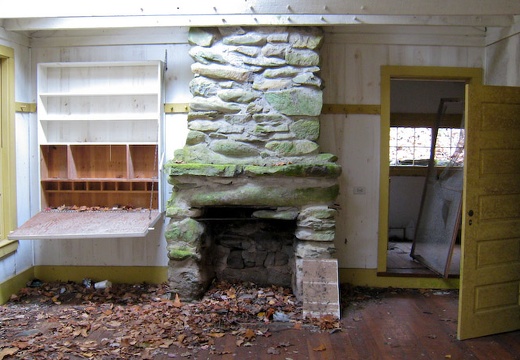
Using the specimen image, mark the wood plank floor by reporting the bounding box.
[159,289,519,359]
[385,241,461,277]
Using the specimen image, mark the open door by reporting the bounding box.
[458,84,520,339]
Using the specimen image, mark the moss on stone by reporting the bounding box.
[169,247,197,261]
[244,164,341,177]
[164,162,240,177]
[265,88,323,116]
[186,131,207,145]
[265,140,319,156]
[290,119,320,140]
[164,218,204,245]
[210,140,260,157]
[189,184,340,207]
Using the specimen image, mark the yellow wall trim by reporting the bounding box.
[34,265,168,285]
[0,45,17,242]
[15,102,36,113]
[0,267,34,304]
[164,103,190,113]
[339,268,459,289]
[0,239,18,259]
[322,104,380,115]
[164,103,382,115]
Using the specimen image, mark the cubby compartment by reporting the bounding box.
[36,61,163,212]
[70,144,127,179]
[10,61,164,240]
[40,145,68,179]
[129,144,158,179]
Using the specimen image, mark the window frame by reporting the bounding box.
[0,45,18,257]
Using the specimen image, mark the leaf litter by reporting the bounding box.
[0,280,340,359]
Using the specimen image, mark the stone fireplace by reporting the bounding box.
[164,26,342,317]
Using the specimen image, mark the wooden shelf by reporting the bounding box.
[37,61,163,212]
[40,144,158,208]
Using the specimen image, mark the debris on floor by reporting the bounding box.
[0,280,340,359]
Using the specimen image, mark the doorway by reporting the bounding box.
[378,66,482,277]
[387,79,465,277]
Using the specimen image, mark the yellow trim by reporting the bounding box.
[322,104,380,115]
[34,265,168,284]
[164,102,190,113]
[391,112,463,128]
[339,268,459,289]
[0,267,34,304]
[0,45,17,246]
[15,102,36,113]
[379,66,483,275]
[0,239,18,259]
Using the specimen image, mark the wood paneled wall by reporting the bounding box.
[319,42,483,269]
[1,27,496,272]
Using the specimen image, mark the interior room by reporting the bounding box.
[0,1,519,348]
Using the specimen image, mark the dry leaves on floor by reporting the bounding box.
[0,280,323,359]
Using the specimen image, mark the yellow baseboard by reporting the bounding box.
[0,265,168,304]
[34,265,168,284]
[0,267,35,304]
[2,266,457,305]
[339,268,459,289]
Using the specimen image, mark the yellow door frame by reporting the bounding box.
[0,44,18,255]
[378,66,482,278]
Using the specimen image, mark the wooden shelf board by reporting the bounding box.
[8,210,162,240]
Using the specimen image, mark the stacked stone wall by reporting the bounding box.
[165,27,341,306]
[175,26,329,166]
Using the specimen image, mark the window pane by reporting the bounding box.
[390,126,463,167]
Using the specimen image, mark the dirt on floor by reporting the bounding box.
[1,280,354,359]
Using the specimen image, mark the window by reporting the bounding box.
[389,126,464,167]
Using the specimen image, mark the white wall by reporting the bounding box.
[319,41,483,269]
[0,30,34,283]
[6,23,517,275]
[28,39,192,267]
[485,18,520,86]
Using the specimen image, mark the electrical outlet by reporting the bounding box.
[353,186,366,195]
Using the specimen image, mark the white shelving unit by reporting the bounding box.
[36,61,164,211]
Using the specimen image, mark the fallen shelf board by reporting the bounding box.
[8,210,162,240]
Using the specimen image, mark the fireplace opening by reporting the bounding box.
[200,206,297,289]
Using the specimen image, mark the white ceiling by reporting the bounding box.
[1,0,518,46]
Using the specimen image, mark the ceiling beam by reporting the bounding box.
[1,0,519,18]
[3,15,514,32]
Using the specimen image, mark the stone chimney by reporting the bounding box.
[164,26,341,318]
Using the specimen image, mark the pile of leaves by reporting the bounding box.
[46,205,145,212]
[0,280,337,359]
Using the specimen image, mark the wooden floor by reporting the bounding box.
[386,241,461,277]
[160,289,520,359]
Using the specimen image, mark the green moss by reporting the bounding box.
[164,218,204,244]
[164,162,240,177]
[189,184,340,207]
[290,119,320,140]
[169,247,196,261]
[244,164,341,178]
